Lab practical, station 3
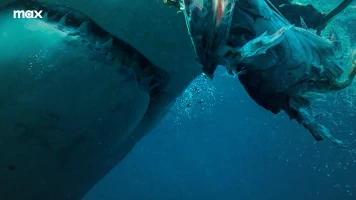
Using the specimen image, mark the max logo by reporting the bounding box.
[13,10,43,18]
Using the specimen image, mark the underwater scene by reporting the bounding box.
[0,0,356,199]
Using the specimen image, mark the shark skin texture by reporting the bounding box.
[178,0,355,147]
[0,0,200,199]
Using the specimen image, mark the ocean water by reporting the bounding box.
[85,67,356,200]
[1,0,355,200]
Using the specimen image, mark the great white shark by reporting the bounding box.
[0,0,201,199]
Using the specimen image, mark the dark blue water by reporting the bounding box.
[85,67,356,200]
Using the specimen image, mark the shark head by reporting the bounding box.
[0,0,171,199]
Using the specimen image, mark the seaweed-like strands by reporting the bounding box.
[329,49,356,91]
[349,49,356,83]
[320,49,356,149]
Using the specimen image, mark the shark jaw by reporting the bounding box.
[0,1,170,199]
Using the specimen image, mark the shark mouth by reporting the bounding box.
[180,0,235,77]
[4,0,169,96]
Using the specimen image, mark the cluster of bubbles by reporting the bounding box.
[27,49,54,79]
[167,73,220,122]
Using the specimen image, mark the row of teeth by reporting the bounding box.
[38,11,160,92]
[40,12,113,50]
[38,10,159,90]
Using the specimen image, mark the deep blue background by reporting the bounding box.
[85,67,356,200]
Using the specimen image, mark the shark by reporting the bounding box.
[0,0,201,199]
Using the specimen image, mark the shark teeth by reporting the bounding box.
[58,15,67,26]
[106,52,114,60]
[42,12,48,20]
[98,37,113,49]
[77,21,89,33]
